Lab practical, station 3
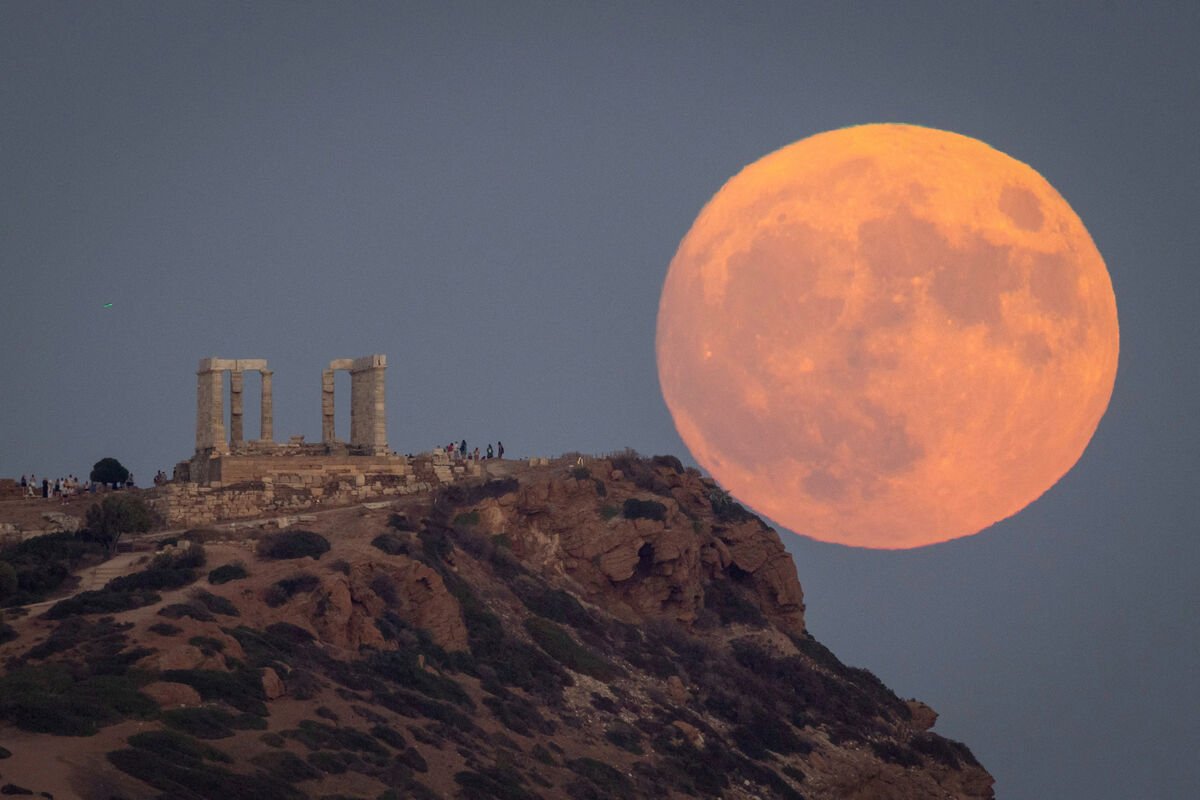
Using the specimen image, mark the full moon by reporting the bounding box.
[656,124,1119,549]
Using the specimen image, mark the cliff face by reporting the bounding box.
[0,455,993,800]
[475,455,805,637]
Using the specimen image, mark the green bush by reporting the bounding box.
[397,746,428,772]
[604,720,644,754]
[622,498,667,521]
[251,749,321,781]
[566,757,633,796]
[24,616,132,661]
[731,713,808,759]
[651,455,684,473]
[0,562,17,601]
[0,663,157,736]
[376,689,477,734]
[484,694,555,737]
[371,533,411,556]
[1,532,105,604]
[441,573,569,698]
[703,580,766,627]
[126,729,231,763]
[105,566,196,593]
[44,588,161,619]
[371,724,407,750]
[108,745,305,800]
[511,575,596,631]
[531,743,557,765]
[524,617,619,681]
[453,510,481,528]
[455,765,536,800]
[161,707,264,739]
[599,504,619,520]
[871,738,922,767]
[89,457,130,487]
[910,732,981,768]
[256,530,330,561]
[265,573,320,608]
[188,636,225,656]
[158,602,212,622]
[307,749,354,774]
[191,589,239,617]
[152,543,206,570]
[433,478,519,515]
[84,494,153,553]
[708,486,754,523]
[160,668,267,714]
[387,513,418,532]
[208,562,248,585]
[280,719,390,757]
[570,465,591,480]
[610,454,673,496]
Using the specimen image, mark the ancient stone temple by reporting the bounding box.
[195,358,274,454]
[177,354,409,487]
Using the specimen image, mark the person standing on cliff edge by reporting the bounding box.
[497,441,504,459]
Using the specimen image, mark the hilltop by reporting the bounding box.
[0,455,993,799]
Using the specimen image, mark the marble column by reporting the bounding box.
[195,368,226,452]
[349,355,388,455]
[229,370,244,447]
[259,369,273,443]
[321,368,335,444]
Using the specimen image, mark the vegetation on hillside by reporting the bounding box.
[0,454,990,799]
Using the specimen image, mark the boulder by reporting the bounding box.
[261,667,286,700]
[140,681,202,708]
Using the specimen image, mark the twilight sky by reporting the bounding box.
[2,3,1197,797]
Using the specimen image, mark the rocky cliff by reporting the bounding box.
[0,454,993,799]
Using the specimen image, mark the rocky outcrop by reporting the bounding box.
[474,459,806,635]
[292,555,468,653]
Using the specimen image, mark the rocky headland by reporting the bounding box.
[0,454,993,799]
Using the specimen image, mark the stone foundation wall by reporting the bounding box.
[209,454,414,488]
[152,450,484,528]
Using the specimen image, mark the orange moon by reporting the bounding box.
[656,124,1119,549]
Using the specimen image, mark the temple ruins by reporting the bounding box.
[153,353,481,527]
[177,354,412,487]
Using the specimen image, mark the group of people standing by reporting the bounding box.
[446,439,504,462]
[18,473,123,501]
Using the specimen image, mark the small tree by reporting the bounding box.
[0,561,16,601]
[85,495,153,554]
[90,457,130,486]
